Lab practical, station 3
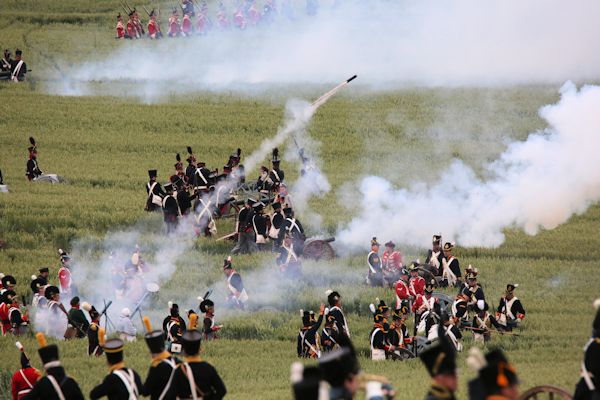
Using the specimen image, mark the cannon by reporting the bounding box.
[302,237,336,261]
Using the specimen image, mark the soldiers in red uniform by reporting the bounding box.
[181,12,193,36]
[133,8,145,38]
[394,269,411,310]
[0,289,17,335]
[409,264,426,297]
[195,10,209,35]
[57,249,73,296]
[116,14,126,39]
[11,342,41,400]
[382,241,403,285]
[168,8,181,37]
[233,7,246,29]
[147,10,161,39]
[126,11,137,39]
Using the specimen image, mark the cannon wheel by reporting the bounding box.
[303,240,335,261]
[518,385,573,400]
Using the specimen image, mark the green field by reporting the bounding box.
[1,2,600,399]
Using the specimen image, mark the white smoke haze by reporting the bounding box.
[337,83,600,250]
[55,0,600,99]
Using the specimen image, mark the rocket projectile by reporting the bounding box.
[346,75,357,83]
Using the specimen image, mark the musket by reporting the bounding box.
[462,325,520,336]
[57,303,87,336]
[120,0,132,13]
[143,5,151,17]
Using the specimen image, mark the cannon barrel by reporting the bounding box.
[322,237,335,243]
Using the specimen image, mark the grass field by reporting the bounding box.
[1,2,600,399]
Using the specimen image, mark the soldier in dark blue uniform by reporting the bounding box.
[90,338,142,399]
[25,333,84,399]
[269,148,285,188]
[146,169,165,212]
[297,304,325,358]
[141,318,180,400]
[162,183,179,234]
[425,235,444,276]
[326,290,350,338]
[167,330,227,399]
[419,324,458,400]
[367,237,384,286]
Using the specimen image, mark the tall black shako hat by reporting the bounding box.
[271,148,280,164]
[419,323,457,377]
[1,274,16,287]
[292,365,320,400]
[30,277,44,293]
[432,234,442,245]
[28,136,37,154]
[44,285,59,300]
[148,169,158,179]
[198,291,214,313]
[301,310,316,327]
[104,338,125,365]
[592,298,600,337]
[319,334,360,387]
[182,329,202,356]
[223,256,232,270]
[479,349,519,395]
[145,330,166,354]
[326,289,340,307]
[36,333,60,368]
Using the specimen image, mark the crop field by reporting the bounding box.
[1,1,600,400]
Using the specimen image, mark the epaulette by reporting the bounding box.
[90,323,98,331]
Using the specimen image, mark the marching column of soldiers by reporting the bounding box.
[114,0,324,40]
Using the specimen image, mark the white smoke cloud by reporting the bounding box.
[336,82,600,250]
[54,0,600,99]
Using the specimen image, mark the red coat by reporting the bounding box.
[58,266,71,292]
[394,280,411,308]
[168,16,180,36]
[382,251,402,271]
[11,367,40,400]
[0,302,10,335]
[182,15,192,35]
[409,276,425,297]
[147,19,158,37]
[116,21,125,38]
[127,20,137,38]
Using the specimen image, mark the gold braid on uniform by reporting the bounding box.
[151,351,172,367]
[109,362,126,372]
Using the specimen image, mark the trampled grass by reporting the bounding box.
[1,3,600,399]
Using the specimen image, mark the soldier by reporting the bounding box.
[468,348,520,400]
[471,302,504,343]
[451,287,470,328]
[1,273,17,298]
[269,148,285,187]
[217,2,230,29]
[419,324,458,400]
[57,249,73,297]
[116,14,126,39]
[36,268,49,286]
[326,290,350,338]
[170,153,186,186]
[297,304,325,358]
[441,313,463,352]
[126,11,137,39]
[199,293,222,340]
[256,165,272,194]
[252,202,269,251]
[1,49,11,72]
[146,169,165,212]
[30,278,47,308]
[26,137,43,181]
[133,8,145,38]
[43,286,68,338]
[117,308,136,342]
[195,9,209,35]
[140,317,180,399]
[278,207,305,255]
[193,159,212,193]
[441,242,461,287]
[181,11,193,36]
[165,302,184,354]
[231,199,257,255]
[10,49,27,82]
[425,235,444,275]
[168,8,181,37]
[82,302,103,356]
[388,308,412,352]
[409,263,426,297]
[369,299,394,360]
[90,337,143,399]
[147,10,161,39]
[167,330,227,399]
[382,241,403,285]
[268,202,284,247]
[12,342,41,400]
[496,284,525,331]
[574,299,600,400]
[25,333,84,399]
[67,297,89,338]
[162,183,180,234]
[321,310,339,353]
[367,237,384,287]
[465,271,486,312]
[182,0,195,16]
[223,258,249,309]
[413,284,441,338]
[185,147,197,183]
[0,289,15,335]
[394,268,411,311]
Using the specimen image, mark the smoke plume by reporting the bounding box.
[337,83,600,250]
[54,0,600,98]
